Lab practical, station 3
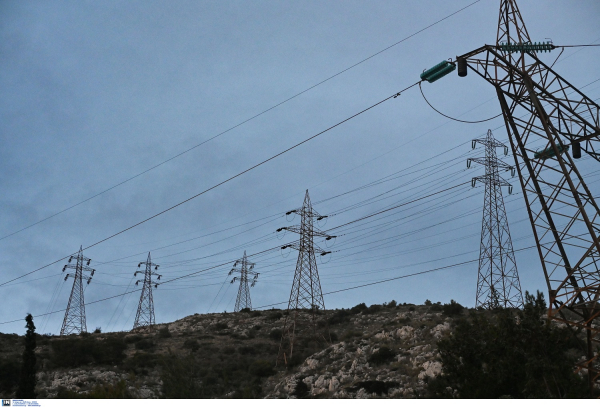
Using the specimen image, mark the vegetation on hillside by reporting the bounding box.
[426,291,594,398]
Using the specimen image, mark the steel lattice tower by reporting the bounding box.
[229,251,258,312]
[276,190,335,366]
[457,0,600,384]
[133,252,161,330]
[60,246,95,335]
[468,129,523,309]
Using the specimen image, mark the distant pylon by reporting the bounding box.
[468,129,523,309]
[276,190,336,366]
[133,252,161,329]
[229,251,259,312]
[60,246,95,335]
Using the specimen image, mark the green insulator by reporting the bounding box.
[420,60,453,81]
[534,144,569,160]
[426,63,456,83]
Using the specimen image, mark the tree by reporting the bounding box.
[16,313,37,398]
[427,291,593,398]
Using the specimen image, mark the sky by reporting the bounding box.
[1,0,599,335]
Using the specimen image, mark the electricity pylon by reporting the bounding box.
[276,190,335,366]
[229,251,258,312]
[60,246,95,335]
[456,0,600,384]
[468,129,523,309]
[133,252,161,330]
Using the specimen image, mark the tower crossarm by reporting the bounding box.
[457,45,600,161]
[468,157,514,172]
[277,225,335,240]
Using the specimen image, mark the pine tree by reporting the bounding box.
[16,313,37,398]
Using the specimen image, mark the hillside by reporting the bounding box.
[0,301,458,399]
[0,299,589,398]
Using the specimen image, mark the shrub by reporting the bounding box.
[249,360,275,377]
[424,299,432,306]
[408,306,416,311]
[269,329,282,341]
[427,291,592,398]
[93,327,102,334]
[158,327,172,338]
[329,309,351,325]
[350,303,367,314]
[386,300,397,308]
[363,304,383,315]
[351,380,398,395]
[267,312,283,321]
[182,339,200,352]
[56,380,132,399]
[238,346,256,356]
[329,332,339,342]
[50,337,127,368]
[292,377,309,398]
[222,346,236,355]
[135,339,155,351]
[123,352,160,374]
[214,322,228,330]
[430,302,443,312]
[342,330,361,341]
[0,357,20,395]
[368,346,396,365]
[124,335,143,344]
[441,300,463,317]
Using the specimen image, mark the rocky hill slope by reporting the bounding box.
[0,301,462,399]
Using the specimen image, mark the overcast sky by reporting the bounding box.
[1,0,599,334]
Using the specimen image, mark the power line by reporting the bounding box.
[0,0,482,243]
[0,82,420,289]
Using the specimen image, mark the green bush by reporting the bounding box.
[269,329,282,341]
[158,327,172,338]
[50,337,127,368]
[441,300,463,317]
[124,335,143,344]
[134,339,155,351]
[267,312,283,321]
[430,302,443,312]
[0,357,20,395]
[368,346,396,365]
[328,309,351,325]
[182,339,200,352]
[214,322,228,330]
[363,304,383,315]
[56,380,132,399]
[386,300,397,308]
[123,352,160,374]
[350,303,367,314]
[239,346,256,356]
[427,291,592,398]
[249,360,275,377]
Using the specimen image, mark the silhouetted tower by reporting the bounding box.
[468,129,523,309]
[456,0,600,384]
[276,190,335,366]
[229,251,258,312]
[60,246,95,335]
[133,253,161,329]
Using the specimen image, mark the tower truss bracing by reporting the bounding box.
[133,252,161,330]
[457,0,600,384]
[469,129,523,309]
[276,190,335,366]
[60,246,95,335]
[229,250,259,312]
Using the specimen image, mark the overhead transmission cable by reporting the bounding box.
[0,0,482,243]
[0,81,422,289]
